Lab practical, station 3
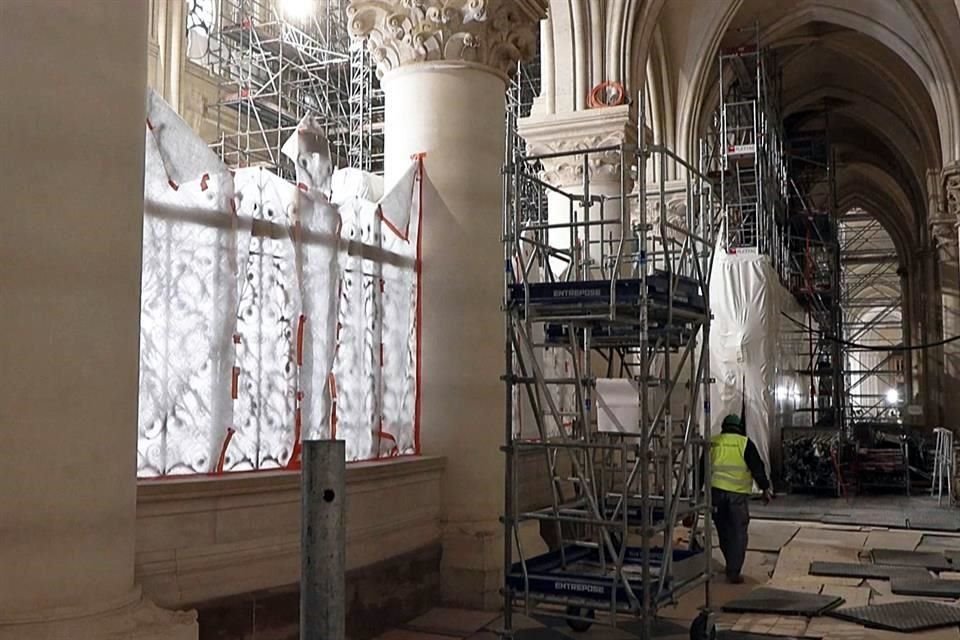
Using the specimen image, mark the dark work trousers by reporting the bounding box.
[712,487,750,577]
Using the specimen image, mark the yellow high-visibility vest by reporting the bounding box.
[710,433,753,494]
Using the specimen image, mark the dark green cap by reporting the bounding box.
[722,414,743,429]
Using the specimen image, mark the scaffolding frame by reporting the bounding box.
[781,113,844,430]
[501,111,722,639]
[211,0,383,178]
[710,29,787,265]
[839,213,905,423]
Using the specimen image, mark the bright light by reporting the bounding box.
[775,386,789,400]
[885,388,900,405]
[280,0,315,21]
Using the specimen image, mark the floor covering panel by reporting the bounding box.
[721,587,843,616]
[827,600,960,632]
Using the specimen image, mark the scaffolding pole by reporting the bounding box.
[210,0,383,177]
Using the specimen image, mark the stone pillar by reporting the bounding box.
[519,106,638,278]
[941,164,960,429]
[913,245,943,427]
[515,108,637,435]
[930,168,960,427]
[349,0,547,609]
[0,3,195,638]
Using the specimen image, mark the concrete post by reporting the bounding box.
[301,440,346,640]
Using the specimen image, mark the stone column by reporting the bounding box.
[516,107,638,434]
[912,245,942,427]
[0,3,195,638]
[941,164,960,429]
[349,0,547,609]
[930,168,960,427]
[519,106,639,279]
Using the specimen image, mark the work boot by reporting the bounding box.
[726,573,744,584]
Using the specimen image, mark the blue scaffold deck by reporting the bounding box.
[506,545,704,607]
[506,271,706,321]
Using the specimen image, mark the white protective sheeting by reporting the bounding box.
[708,250,795,474]
[331,167,385,206]
[232,167,299,469]
[138,93,249,476]
[596,378,641,434]
[333,162,420,459]
[137,92,421,476]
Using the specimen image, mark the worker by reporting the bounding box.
[708,413,773,584]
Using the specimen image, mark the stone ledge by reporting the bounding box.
[136,456,445,609]
[137,455,445,503]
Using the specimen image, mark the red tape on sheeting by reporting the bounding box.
[286,405,303,470]
[378,426,399,458]
[231,366,239,400]
[168,178,179,191]
[379,205,410,242]
[328,373,338,440]
[200,173,210,191]
[215,427,236,474]
[145,117,154,131]
[296,314,306,366]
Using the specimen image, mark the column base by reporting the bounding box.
[440,520,547,610]
[0,590,197,640]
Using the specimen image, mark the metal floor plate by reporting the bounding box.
[808,561,893,579]
[721,587,844,616]
[822,513,907,528]
[907,513,960,532]
[871,548,953,571]
[828,600,960,632]
[890,577,960,598]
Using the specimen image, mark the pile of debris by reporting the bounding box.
[783,430,840,493]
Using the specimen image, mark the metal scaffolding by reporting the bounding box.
[705,31,846,431]
[501,108,722,639]
[782,112,844,430]
[710,33,787,264]
[210,0,383,177]
[839,211,905,422]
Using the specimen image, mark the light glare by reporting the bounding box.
[280,0,315,21]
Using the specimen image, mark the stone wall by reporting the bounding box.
[136,457,445,615]
[193,543,441,640]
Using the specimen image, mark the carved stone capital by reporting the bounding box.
[944,163,960,219]
[930,215,957,247]
[518,106,646,188]
[347,0,547,79]
[640,190,689,241]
